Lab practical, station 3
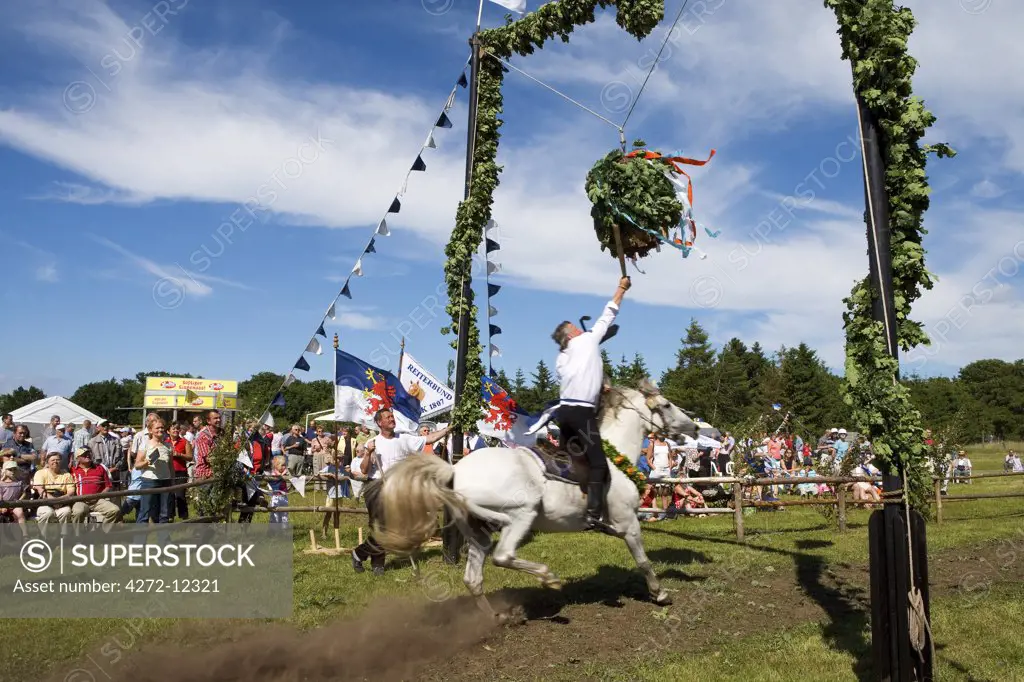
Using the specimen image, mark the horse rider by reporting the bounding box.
[550,276,631,532]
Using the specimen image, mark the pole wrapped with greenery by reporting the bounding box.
[825,0,954,510]
[444,1,666,429]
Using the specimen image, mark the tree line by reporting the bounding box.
[2,320,1021,440]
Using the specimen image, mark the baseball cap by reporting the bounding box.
[2,460,18,471]
[75,447,92,459]
[56,423,67,430]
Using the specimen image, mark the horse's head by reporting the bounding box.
[636,378,699,441]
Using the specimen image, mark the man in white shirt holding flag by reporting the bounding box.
[551,276,630,532]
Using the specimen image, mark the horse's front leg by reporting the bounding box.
[622,516,672,605]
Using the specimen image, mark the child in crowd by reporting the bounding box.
[120,467,143,519]
[0,461,28,537]
[266,455,290,528]
[797,466,818,497]
[318,452,344,537]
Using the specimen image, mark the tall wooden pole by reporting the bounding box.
[445,31,482,566]
[857,89,933,681]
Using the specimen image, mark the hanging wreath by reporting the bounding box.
[603,440,646,497]
[585,141,715,260]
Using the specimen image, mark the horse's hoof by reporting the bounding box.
[653,591,673,606]
[496,607,527,626]
[542,574,563,590]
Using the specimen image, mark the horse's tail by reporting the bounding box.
[373,455,467,555]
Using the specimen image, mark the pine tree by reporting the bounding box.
[709,339,751,427]
[625,352,650,388]
[522,360,558,412]
[662,320,717,419]
[510,368,528,406]
[614,354,632,384]
[601,349,614,380]
[494,368,512,392]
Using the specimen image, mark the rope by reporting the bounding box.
[620,0,693,130]
[903,467,935,665]
[482,50,623,132]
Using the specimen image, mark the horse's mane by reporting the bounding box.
[597,384,638,423]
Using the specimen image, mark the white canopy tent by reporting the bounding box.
[10,396,105,449]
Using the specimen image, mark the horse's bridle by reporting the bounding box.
[619,392,676,439]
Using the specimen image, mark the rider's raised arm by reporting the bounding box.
[590,277,630,341]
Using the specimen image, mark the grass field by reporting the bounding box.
[4,442,1024,682]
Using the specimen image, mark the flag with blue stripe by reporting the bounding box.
[334,349,422,433]
[478,375,556,445]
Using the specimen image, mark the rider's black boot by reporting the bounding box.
[584,482,615,535]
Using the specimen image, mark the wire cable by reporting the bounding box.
[621,0,693,131]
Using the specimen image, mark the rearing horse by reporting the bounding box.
[373,378,697,621]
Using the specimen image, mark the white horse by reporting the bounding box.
[374,379,698,620]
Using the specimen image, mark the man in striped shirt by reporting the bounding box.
[70,448,121,530]
[193,410,221,480]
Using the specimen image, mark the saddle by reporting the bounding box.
[531,440,589,493]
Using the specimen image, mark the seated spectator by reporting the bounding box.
[952,451,973,484]
[0,460,29,537]
[851,480,882,507]
[673,483,707,516]
[1004,450,1022,473]
[4,425,38,474]
[70,448,121,531]
[33,453,75,538]
[797,466,818,497]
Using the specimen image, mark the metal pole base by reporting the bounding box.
[868,484,933,681]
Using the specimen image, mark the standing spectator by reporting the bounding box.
[33,453,75,537]
[5,425,38,474]
[168,422,193,520]
[318,450,345,537]
[833,429,851,472]
[73,420,93,451]
[70,448,121,530]
[89,421,125,486]
[192,410,221,481]
[310,425,334,489]
[129,414,160,465]
[267,455,290,528]
[119,428,133,458]
[352,409,450,575]
[135,417,173,523]
[282,424,306,477]
[0,414,14,444]
[721,431,735,458]
[41,415,60,440]
[644,433,676,511]
[0,460,29,537]
[120,468,144,519]
[348,445,368,499]
[42,425,73,470]
[271,427,284,459]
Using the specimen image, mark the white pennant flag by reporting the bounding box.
[487,260,501,275]
[326,302,336,320]
[425,131,436,149]
[487,0,526,13]
[444,88,457,112]
[283,373,296,388]
[352,258,363,277]
[399,172,410,197]
[376,218,390,237]
[259,411,275,429]
[485,219,497,235]
[306,338,323,355]
[236,450,253,469]
[489,304,498,317]
[490,343,501,357]
[290,476,306,497]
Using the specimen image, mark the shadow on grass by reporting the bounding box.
[793,538,873,681]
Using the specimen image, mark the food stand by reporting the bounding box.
[142,376,239,424]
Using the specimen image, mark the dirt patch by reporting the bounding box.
[42,597,503,682]
[43,540,1024,682]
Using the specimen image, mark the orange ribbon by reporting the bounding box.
[625,148,716,207]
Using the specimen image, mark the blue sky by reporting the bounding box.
[1,0,1022,400]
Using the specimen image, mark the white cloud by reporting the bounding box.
[35,265,59,283]
[0,0,1020,375]
[31,181,148,205]
[969,179,1005,200]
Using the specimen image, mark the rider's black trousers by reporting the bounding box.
[557,404,609,485]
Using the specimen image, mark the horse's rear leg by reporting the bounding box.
[462,521,497,618]
[623,518,672,605]
[492,510,561,589]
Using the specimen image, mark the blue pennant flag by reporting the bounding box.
[271,392,285,408]
[487,283,501,297]
[334,349,422,433]
[294,356,311,372]
[485,238,500,253]
[341,282,352,299]
[411,155,426,172]
[316,323,326,338]
[365,238,376,254]
[489,324,502,336]
[435,112,452,129]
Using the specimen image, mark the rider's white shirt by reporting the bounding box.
[370,433,426,479]
[556,300,619,407]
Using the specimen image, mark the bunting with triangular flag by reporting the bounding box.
[489,324,502,337]
[485,238,500,253]
[255,60,472,434]
[487,261,501,275]
[489,304,498,317]
[488,283,501,297]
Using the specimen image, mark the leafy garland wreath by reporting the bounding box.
[603,440,646,496]
[444,0,951,510]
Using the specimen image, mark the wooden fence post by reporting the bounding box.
[837,486,847,532]
[934,477,943,525]
[733,481,745,542]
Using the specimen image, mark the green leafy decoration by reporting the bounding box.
[826,0,954,510]
[443,1,665,431]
